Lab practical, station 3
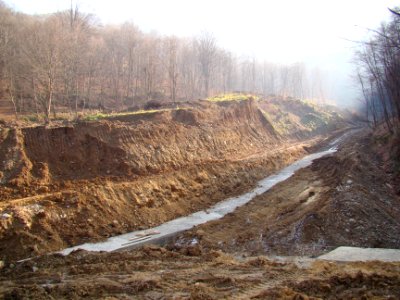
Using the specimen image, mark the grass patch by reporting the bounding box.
[261,109,294,135]
[207,93,260,102]
[300,113,328,130]
[22,114,41,123]
[82,108,182,121]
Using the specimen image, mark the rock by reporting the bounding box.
[37,186,49,193]
[170,183,178,192]
[0,213,11,220]
[196,229,205,237]
[144,291,164,300]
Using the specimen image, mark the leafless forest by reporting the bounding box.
[0,2,330,123]
[356,8,400,132]
[1,2,400,298]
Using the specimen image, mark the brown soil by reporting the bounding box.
[0,99,333,261]
[0,100,399,299]
[0,245,399,299]
[177,129,400,256]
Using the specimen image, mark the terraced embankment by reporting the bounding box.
[0,99,344,261]
[1,128,400,299]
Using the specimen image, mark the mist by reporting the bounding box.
[3,0,399,109]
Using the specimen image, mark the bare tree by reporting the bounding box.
[0,2,334,120]
[22,17,64,123]
[163,36,180,101]
[197,32,217,97]
[0,3,25,119]
[58,4,93,114]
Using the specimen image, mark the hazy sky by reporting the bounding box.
[4,0,399,107]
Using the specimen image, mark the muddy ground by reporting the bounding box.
[0,128,398,299]
[1,128,399,299]
[1,99,400,299]
[177,129,400,257]
[0,244,399,299]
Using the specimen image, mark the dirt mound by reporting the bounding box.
[372,125,400,195]
[256,271,400,299]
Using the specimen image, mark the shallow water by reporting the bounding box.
[60,143,340,255]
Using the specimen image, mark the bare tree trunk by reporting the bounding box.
[357,72,371,127]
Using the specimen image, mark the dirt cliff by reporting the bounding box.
[1,100,278,193]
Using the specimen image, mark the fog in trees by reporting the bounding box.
[0,1,342,120]
[355,7,400,132]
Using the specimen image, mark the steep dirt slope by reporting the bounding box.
[259,97,346,138]
[0,100,278,195]
[0,99,341,261]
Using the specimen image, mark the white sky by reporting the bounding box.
[4,0,399,107]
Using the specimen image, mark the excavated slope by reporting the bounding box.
[0,100,278,195]
[1,100,317,260]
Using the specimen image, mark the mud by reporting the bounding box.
[0,99,399,299]
[176,129,400,257]
[0,99,338,261]
[0,245,399,299]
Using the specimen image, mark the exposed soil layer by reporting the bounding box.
[1,101,400,298]
[0,99,340,261]
[176,129,400,256]
[0,245,399,299]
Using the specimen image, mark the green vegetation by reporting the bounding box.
[22,114,40,123]
[82,108,182,121]
[261,108,297,135]
[300,113,328,130]
[207,93,260,102]
[260,109,284,135]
